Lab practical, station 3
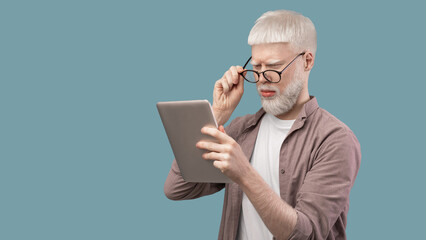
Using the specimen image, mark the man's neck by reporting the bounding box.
[275,91,310,120]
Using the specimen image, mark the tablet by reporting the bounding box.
[157,100,231,183]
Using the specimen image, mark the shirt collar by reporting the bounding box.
[298,95,319,121]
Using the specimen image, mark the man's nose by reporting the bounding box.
[258,72,268,83]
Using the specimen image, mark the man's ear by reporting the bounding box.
[304,51,315,71]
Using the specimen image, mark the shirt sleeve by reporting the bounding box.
[288,129,361,240]
[164,159,225,200]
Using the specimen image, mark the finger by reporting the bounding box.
[215,79,223,91]
[202,151,223,161]
[219,125,226,134]
[213,160,229,172]
[213,160,225,172]
[230,66,238,76]
[230,66,239,85]
[220,78,229,93]
[225,71,234,89]
[201,126,231,143]
[196,141,225,152]
[236,66,246,80]
[202,152,231,163]
[234,72,245,92]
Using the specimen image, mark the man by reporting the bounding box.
[164,9,361,240]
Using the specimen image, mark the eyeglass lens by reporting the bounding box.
[243,70,281,83]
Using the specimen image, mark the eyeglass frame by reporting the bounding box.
[240,52,306,83]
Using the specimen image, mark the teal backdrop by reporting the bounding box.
[1,0,425,239]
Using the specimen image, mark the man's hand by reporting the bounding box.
[196,125,252,184]
[197,126,298,239]
[212,66,245,126]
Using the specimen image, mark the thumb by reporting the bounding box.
[213,160,224,171]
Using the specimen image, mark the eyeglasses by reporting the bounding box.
[240,52,305,83]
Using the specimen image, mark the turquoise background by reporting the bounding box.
[1,0,425,239]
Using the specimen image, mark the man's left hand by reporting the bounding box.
[196,126,252,184]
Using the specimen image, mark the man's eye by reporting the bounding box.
[253,65,261,70]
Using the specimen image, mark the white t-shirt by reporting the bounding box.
[237,113,295,240]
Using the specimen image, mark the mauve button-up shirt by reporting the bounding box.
[164,96,361,240]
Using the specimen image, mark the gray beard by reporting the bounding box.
[258,70,304,116]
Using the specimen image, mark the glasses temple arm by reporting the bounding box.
[242,56,252,69]
[280,52,306,73]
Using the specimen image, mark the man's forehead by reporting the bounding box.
[250,43,294,64]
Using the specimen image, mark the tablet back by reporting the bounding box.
[157,100,231,183]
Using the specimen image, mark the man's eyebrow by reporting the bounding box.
[266,59,284,65]
[250,59,284,65]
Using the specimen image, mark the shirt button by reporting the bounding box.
[280,169,285,174]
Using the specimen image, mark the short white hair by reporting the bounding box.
[248,10,317,54]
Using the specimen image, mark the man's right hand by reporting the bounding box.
[212,66,245,126]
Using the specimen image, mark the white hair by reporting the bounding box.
[248,10,317,54]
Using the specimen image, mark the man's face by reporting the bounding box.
[251,43,305,116]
